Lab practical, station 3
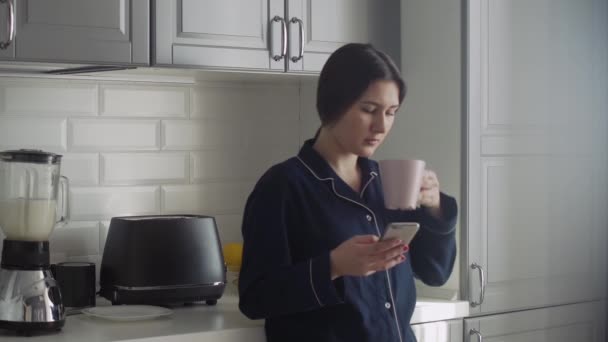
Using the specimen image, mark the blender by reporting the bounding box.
[0,150,69,333]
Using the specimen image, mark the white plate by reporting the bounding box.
[81,305,173,321]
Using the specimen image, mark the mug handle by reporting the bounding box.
[56,175,69,225]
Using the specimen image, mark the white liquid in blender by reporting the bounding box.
[0,199,57,241]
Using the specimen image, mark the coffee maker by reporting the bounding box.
[0,150,69,333]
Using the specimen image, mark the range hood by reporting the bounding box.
[0,61,137,76]
[42,65,136,75]
[0,61,317,84]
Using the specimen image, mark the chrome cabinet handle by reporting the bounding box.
[290,17,304,62]
[271,16,287,61]
[470,263,486,307]
[470,329,483,342]
[0,0,15,50]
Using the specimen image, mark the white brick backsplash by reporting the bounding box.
[50,253,68,264]
[191,147,294,182]
[101,152,188,185]
[99,221,111,255]
[215,214,244,243]
[162,119,243,150]
[70,186,160,220]
[50,221,100,257]
[163,118,299,151]
[191,149,247,181]
[0,78,305,266]
[162,182,253,215]
[101,84,189,117]
[0,117,67,151]
[191,84,299,120]
[61,153,100,185]
[0,79,97,116]
[299,81,320,145]
[245,118,300,147]
[69,119,160,151]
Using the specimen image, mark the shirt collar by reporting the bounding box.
[297,139,378,199]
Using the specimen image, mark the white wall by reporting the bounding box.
[374,0,463,298]
[599,0,608,322]
[0,76,304,279]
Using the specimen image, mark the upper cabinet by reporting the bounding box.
[0,0,150,65]
[285,0,397,72]
[0,0,398,72]
[154,0,284,71]
[154,0,399,73]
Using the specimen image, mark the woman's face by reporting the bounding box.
[327,80,400,157]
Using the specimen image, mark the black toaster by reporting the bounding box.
[100,215,226,305]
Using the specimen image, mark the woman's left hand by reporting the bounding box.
[418,170,442,218]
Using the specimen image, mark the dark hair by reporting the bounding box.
[316,43,406,127]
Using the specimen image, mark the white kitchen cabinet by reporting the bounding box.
[411,319,463,342]
[464,301,606,342]
[466,0,608,315]
[153,0,399,73]
[0,0,149,65]
[284,0,399,72]
[154,0,285,71]
[0,0,14,60]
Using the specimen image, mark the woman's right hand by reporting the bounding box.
[329,235,408,280]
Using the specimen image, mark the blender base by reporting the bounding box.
[0,320,65,336]
[0,267,66,334]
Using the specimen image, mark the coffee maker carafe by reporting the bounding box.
[0,150,69,334]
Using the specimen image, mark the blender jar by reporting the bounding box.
[0,150,69,241]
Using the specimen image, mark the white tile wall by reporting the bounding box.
[61,153,100,185]
[214,215,245,245]
[0,79,98,116]
[101,84,189,117]
[99,221,111,255]
[101,152,189,185]
[0,117,67,151]
[0,76,309,277]
[190,83,300,120]
[70,186,161,220]
[69,119,160,151]
[50,222,100,257]
[161,182,253,215]
[190,147,294,182]
[163,119,242,149]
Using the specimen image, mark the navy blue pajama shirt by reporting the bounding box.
[238,139,458,342]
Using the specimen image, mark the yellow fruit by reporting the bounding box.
[222,242,243,271]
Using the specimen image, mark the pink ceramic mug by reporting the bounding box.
[379,159,426,210]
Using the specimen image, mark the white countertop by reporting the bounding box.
[0,295,469,342]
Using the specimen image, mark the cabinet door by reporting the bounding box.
[0,0,15,59]
[285,0,399,73]
[155,0,285,71]
[10,0,148,64]
[466,0,608,314]
[464,301,605,342]
[411,319,463,342]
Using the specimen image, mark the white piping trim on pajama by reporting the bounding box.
[296,156,404,342]
[309,259,323,306]
[360,171,378,197]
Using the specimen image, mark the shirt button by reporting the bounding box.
[385,302,391,309]
[366,215,372,222]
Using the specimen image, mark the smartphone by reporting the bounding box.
[380,222,420,244]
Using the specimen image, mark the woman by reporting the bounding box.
[238,43,457,342]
